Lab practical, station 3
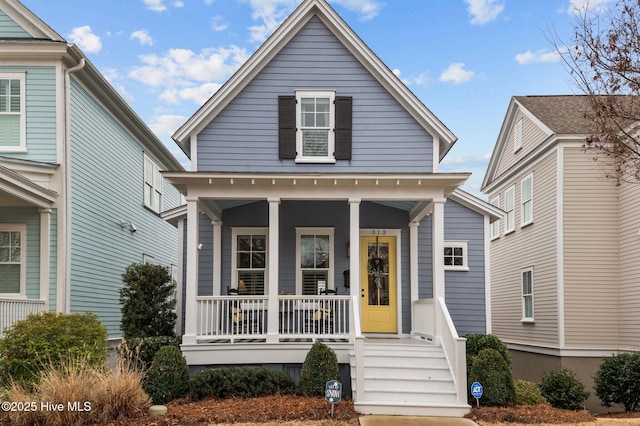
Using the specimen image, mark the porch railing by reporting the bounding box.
[195,295,350,341]
[0,298,47,337]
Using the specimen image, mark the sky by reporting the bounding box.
[20,0,613,197]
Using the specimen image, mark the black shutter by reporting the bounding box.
[334,96,352,160]
[278,96,296,159]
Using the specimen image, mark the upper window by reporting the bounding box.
[444,241,468,271]
[521,174,533,226]
[296,91,335,163]
[514,118,523,152]
[144,154,163,213]
[232,229,267,295]
[522,267,534,321]
[0,74,26,152]
[296,228,334,295]
[0,224,25,296]
[504,186,515,234]
[490,195,500,239]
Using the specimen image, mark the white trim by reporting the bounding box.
[443,240,469,272]
[295,90,335,163]
[231,227,269,295]
[506,341,630,358]
[0,223,26,297]
[557,146,565,348]
[490,195,500,239]
[483,215,492,334]
[295,227,335,295]
[212,220,222,296]
[504,185,515,234]
[520,173,533,227]
[190,134,198,171]
[39,208,50,309]
[409,222,419,332]
[0,73,26,153]
[521,267,534,321]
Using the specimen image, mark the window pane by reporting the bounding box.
[524,296,533,318]
[316,98,330,112]
[0,265,20,293]
[0,247,8,262]
[444,247,452,256]
[237,253,250,268]
[252,252,265,268]
[316,251,329,268]
[0,231,8,246]
[302,112,315,127]
[454,257,463,266]
[302,270,328,295]
[454,247,463,256]
[238,271,265,295]
[444,257,452,266]
[10,247,20,262]
[301,98,315,112]
[237,236,251,251]
[252,236,265,251]
[302,130,328,156]
[316,112,329,127]
[0,80,7,97]
[0,115,20,147]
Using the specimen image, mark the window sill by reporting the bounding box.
[444,267,469,272]
[504,229,515,236]
[521,318,535,324]
[0,147,27,153]
[295,158,336,164]
[520,221,533,229]
[490,235,500,241]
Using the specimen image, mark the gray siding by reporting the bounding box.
[0,10,31,38]
[69,78,181,338]
[0,207,40,298]
[197,16,434,173]
[0,66,57,163]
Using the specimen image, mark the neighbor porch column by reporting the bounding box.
[212,219,222,296]
[409,221,419,330]
[183,197,199,345]
[39,208,51,310]
[432,198,445,301]
[266,198,280,343]
[348,199,361,333]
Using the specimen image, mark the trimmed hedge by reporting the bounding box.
[515,379,547,405]
[540,367,589,410]
[299,342,340,396]
[189,367,295,400]
[594,352,640,411]
[143,345,190,404]
[468,348,516,406]
[465,333,512,374]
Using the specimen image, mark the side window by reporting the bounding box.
[522,267,534,321]
[144,154,163,213]
[443,241,468,271]
[521,174,533,226]
[0,74,26,152]
[0,224,25,296]
[232,229,267,295]
[504,186,515,234]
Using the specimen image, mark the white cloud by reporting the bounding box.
[331,0,384,20]
[515,49,561,64]
[149,114,189,138]
[392,68,429,87]
[204,0,215,4]
[67,26,102,53]
[131,29,154,46]
[172,0,184,7]
[159,82,223,105]
[242,0,299,43]
[464,0,505,25]
[143,0,167,12]
[567,0,614,15]
[439,63,476,84]
[211,15,228,32]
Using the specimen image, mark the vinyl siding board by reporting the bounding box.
[69,78,180,338]
[618,182,640,348]
[0,10,30,38]
[495,110,548,178]
[562,147,619,348]
[490,150,558,347]
[197,17,434,173]
[0,207,40,298]
[0,66,57,163]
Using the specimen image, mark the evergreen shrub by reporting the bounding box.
[515,379,547,405]
[468,348,516,406]
[189,366,295,400]
[539,367,589,410]
[594,352,640,411]
[143,346,190,404]
[299,342,340,396]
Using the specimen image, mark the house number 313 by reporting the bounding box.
[370,229,386,235]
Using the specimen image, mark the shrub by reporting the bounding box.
[0,312,108,386]
[189,366,295,400]
[515,379,547,405]
[594,352,640,411]
[118,335,182,369]
[540,367,589,410]
[299,342,340,396]
[465,333,512,375]
[143,345,190,404]
[468,348,516,406]
[120,262,176,339]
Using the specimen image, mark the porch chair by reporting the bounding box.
[306,288,337,334]
[227,284,262,334]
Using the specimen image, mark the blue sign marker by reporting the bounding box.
[471,381,483,406]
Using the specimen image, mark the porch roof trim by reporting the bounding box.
[0,163,58,208]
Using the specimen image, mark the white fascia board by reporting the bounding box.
[1,0,65,41]
[449,189,503,222]
[0,164,58,207]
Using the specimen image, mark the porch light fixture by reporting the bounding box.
[120,221,137,233]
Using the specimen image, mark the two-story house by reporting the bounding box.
[482,95,640,412]
[163,0,501,417]
[0,0,184,339]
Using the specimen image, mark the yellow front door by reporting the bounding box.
[360,235,397,333]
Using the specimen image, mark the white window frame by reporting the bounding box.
[0,224,26,297]
[0,73,26,152]
[144,154,163,213]
[521,267,534,321]
[504,185,515,234]
[514,118,523,153]
[521,173,533,227]
[231,228,268,295]
[296,227,334,295]
[143,254,155,264]
[295,90,336,164]
[490,195,500,239]
[443,240,469,271]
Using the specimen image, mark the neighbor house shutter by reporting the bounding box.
[334,96,352,160]
[278,96,296,159]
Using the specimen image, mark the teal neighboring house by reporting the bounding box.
[0,0,184,339]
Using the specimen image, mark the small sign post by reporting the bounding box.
[471,381,483,407]
[325,380,342,418]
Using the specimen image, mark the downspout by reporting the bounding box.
[60,57,85,313]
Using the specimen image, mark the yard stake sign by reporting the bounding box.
[471,381,483,407]
[325,380,342,417]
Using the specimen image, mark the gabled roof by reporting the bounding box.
[173,0,457,161]
[481,95,594,191]
[1,0,64,40]
[449,189,502,223]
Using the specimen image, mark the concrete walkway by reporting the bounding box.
[359,415,479,426]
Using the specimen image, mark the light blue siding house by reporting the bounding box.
[164,0,500,417]
[0,0,184,339]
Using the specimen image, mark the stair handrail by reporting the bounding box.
[351,293,365,401]
[436,296,468,406]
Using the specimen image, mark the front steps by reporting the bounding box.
[351,339,470,417]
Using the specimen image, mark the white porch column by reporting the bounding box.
[432,198,445,301]
[348,199,360,331]
[39,208,51,310]
[409,221,419,330]
[183,197,199,345]
[212,220,222,296]
[266,198,280,343]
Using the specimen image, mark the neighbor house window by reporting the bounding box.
[490,195,500,239]
[296,91,335,163]
[144,154,163,213]
[522,267,534,321]
[444,241,468,271]
[143,254,155,264]
[0,224,25,295]
[232,228,267,295]
[505,186,515,233]
[296,228,334,295]
[0,74,25,152]
[521,174,533,226]
[514,118,523,152]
